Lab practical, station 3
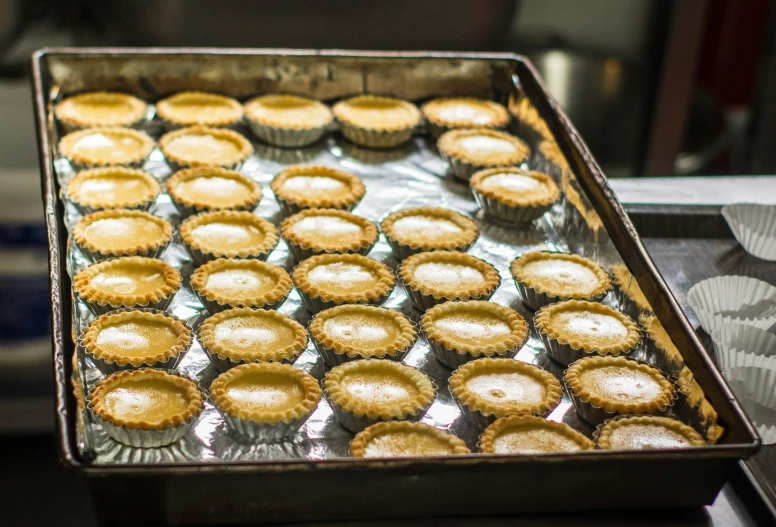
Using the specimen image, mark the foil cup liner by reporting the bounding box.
[687,275,776,333]
[536,321,640,367]
[325,395,432,433]
[471,188,553,223]
[711,323,776,372]
[286,239,377,263]
[297,288,393,315]
[384,236,476,262]
[199,339,300,373]
[721,203,776,261]
[193,289,287,314]
[610,280,652,320]
[248,120,328,148]
[78,292,177,317]
[642,336,685,379]
[254,142,324,164]
[514,280,608,311]
[75,235,171,263]
[312,339,411,368]
[165,158,245,174]
[183,237,277,267]
[275,196,362,218]
[399,278,499,312]
[339,124,414,149]
[217,408,314,440]
[425,335,520,369]
[530,149,566,182]
[439,151,485,182]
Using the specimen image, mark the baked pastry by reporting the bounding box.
[281,208,378,261]
[611,264,652,317]
[80,308,192,374]
[534,140,570,180]
[381,207,479,260]
[190,258,292,313]
[210,362,321,440]
[65,167,160,214]
[470,167,560,223]
[534,300,641,366]
[198,307,308,371]
[437,129,529,181]
[350,421,470,458]
[292,253,395,313]
[398,251,500,311]
[479,415,594,454]
[422,97,509,137]
[179,210,279,265]
[55,91,147,131]
[564,356,677,425]
[596,415,705,450]
[309,305,417,367]
[639,313,685,377]
[159,126,253,171]
[675,367,724,444]
[421,301,528,368]
[59,127,155,169]
[270,164,365,216]
[156,91,244,129]
[88,369,204,447]
[73,209,172,261]
[166,167,262,217]
[323,359,436,432]
[332,95,421,148]
[245,94,333,147]
[449,358,562,428]
[73,256,181,315]
[511,251,611,309]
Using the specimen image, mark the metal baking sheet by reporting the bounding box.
[32,49,760,524]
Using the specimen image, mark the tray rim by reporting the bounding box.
[31,47,760,476]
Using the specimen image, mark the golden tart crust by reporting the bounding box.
[438,129,530,167]
[449,358,562,419]
[179,210,279,261]
[334,95,421,131]
[159,126,253,168]
[596,416,705,450]
[73,256,181,310]
[281,208,378,257]
[534,300,641,355]
[381,207,479,255]
[512,252,612,304]
[210,362,321,424]
[166,167,262,213]
[81,310,191,367]
[271,164,365,212]
[190,258,292,311]
[479,415,595,454]
[90,369,203,430]
[65,167,160,211]
[309,305,417,360]
[55,92,147,129]
[470,167,560,208]
[245,94,332,130]
[59,127,155,167]
[156,91,244,127]
[564,356,677,415]
[611,264,652,312]
[422,97,509,132]
[350,421,470,458]
[73,209,172,259]
[198,307,308,364]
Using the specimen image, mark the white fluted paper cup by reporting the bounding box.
[687,275,776,333]
[724,365,776,445]
[721,203,776,261]
[711,323,776,372]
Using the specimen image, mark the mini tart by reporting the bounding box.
[449,358,562,428]
[639,314,685,377]
[156,91,244,128]
[398,251,501,311]
[675,367,724,444]
[80,309,192,373]
[245,94,333,147]
[422,97,510,137]
[59,127,155,169]
[511,251,612,309]
[270,164,365,215]
[198,307,308,370]
[55,91,147,130]
[421,301,529,368]
[89,369,203,444]
[309,305,417,366]
[210,362,321,439]
[479,415,594,454]
[564,356,677,425]
[350,421,470,458]
[166,167,262,217]
[611,264,652,316]
[292,253,395,313]
[190,258,292,313]
[281,208,379,261]
[596,416,705,450]
[73,209,172,260]
[332,95,421,149]
[323,359,436,432]
[534,300,641,366]
[437,129,530,181]
[73,257,181,315]
[381,207,479,260]
[535,139,571,180]
[159,126,253,170]
[65,167,160,213]
[179,210,279,265]
[470,167,560,223]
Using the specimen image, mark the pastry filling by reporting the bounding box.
[65,98,137,123]
[521,258,601,296]
[74,174,152,206]
[491,424,587,454]
[102,378,190,425]
[607,423,697,450]
[204,268,278,298]
[455,135,517,155]
[290,215,365,245]
[435,102,496,125]
[412,262,485,292]
[82,217,165,251]
[464,367,548,407]
[95,319,178,358]
[391,215,464,242]
[213,315,296,355]
[577,366,664,404]
[190,221,265,251]
[480,173,551,200]
[223,371,305,413]
[250,96,329,126]
[164,133,242,164]
[362,430,459,457]
[549,310,628,348]
[90,265,166,296]
[322,312,401,351]
[279,175,348,198]
[433,310,512,347]
[175,176,253,207]
[70,131,146,162]
[307,262,379,294]
[340,370,419,408]
[342,99,414,126]
[165,97,237,122]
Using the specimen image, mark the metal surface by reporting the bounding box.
[32,49,759,525]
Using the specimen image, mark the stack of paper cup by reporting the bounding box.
[721,203,776,261]
[687,275,776,334]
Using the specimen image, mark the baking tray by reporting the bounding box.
[31,48,760,526]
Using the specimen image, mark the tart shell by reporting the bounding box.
[422,97,510,138]
[332,95,421,149]
[179,210,279,265]
[65,167,160,214]
[350,421,470,457]
[470,167,560,223]
[59,127,155,170]
[245,94,333,147]
[381,207,479,260]
[156,91,244,129]
[639,313,686,378]
[270,164,365,215]
[594,415,706,450]
[159,126,253,171]
[479,415,595,454]
[166,167,263,217]
[437,128,530,181]
[55,91,148,131]
[72,209,172,261]
[611,264,653,317]
[281,208,379,261]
